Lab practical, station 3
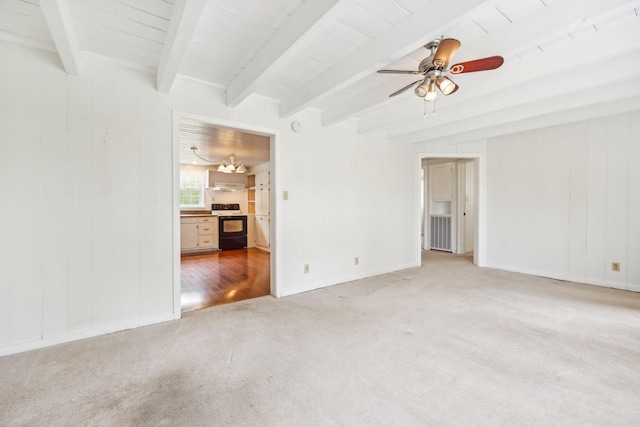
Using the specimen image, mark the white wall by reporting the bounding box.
[411,112,640,292]
[0,43,418,355]
[276,117,419,296]
[486,112,640,291]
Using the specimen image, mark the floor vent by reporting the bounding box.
[430,215,452,252]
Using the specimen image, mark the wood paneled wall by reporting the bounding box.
[486,112,640,290]
[0,42,420,354]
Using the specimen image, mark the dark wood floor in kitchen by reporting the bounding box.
[180,248,270,312]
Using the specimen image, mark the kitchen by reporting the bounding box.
[179,120,271,312]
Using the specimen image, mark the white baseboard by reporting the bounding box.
[0,313,176,357]
[485,263,640,293]
[278,261,420,298]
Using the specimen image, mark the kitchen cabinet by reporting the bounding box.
[255,171,270,216]
[255,215,270,252]
[247,214,256,248]
[180,218,199,250]
[180,216,218,253]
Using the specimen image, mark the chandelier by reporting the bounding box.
[190,146,247,173]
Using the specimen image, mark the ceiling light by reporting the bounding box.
[415,79,429,97]
[424,79,437,102]
[191,147,247,173]
[436,76,458,95]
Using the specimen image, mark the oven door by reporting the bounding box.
[218,216,247,250]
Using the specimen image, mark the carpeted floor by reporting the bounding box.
[1,251,639,426]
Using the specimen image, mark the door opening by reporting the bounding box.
[173,113,277,316]
[420,154,481,266]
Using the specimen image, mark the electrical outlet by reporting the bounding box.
[304,264,309,274]
[612,262,620,272]
[283,191,288,201]
[354,256,359,265]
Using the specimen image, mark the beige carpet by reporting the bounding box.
[1,251,639,426]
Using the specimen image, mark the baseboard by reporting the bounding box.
[277,261,420,297]
[485,263,640,293]
[0,313,176,357]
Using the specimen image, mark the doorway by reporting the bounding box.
[172,112,278,317]
[420,153,483,266]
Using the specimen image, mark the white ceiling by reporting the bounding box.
[2,0,639,162]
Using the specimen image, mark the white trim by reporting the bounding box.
[0,32,57,53]
[485,263,640,293]
[0,314,176,357]
[277,262,419,298]
[80,52,156,75]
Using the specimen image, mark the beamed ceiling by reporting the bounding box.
[2,0,639,164]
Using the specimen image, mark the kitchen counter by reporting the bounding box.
[181,213,217,217]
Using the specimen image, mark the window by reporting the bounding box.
[180,169,206,208]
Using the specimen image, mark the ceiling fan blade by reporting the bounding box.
[378,69,422,75]
[433,38,461,69]
[389,79,422,97]
[449,56,504,74]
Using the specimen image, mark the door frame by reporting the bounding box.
[457,160,476,255]
[418,152,486,267]
[172,111,279,318]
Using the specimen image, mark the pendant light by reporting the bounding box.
[191,147,247,173]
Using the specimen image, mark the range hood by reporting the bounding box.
[210,182,246,191]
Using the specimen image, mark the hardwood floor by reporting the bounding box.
[180,248,270,312]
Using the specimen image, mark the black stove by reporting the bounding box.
[212,204,247,250]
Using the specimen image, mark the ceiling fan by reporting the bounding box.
[378,37,504,101]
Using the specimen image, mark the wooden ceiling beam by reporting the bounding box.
[40,0,81,75]
[157,0,207,93]
[226,0,356,109]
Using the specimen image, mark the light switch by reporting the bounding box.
[283,191,288,201]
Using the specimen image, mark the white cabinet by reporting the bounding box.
[247,214,256,248]
[253,171,270,252]
[180,216,218,253]
[255,215,270,252]
[245,171,270,252]
[180,218,199,250]
[255,171,270,216]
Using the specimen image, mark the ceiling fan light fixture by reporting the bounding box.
[424,80,437,102]
[415,81,429,97]
[236,163,247,173]
[381,36,504,114]
[217,163,227,172]
[436,76,458,95]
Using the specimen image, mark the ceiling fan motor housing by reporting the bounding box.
[418,56,434,72]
